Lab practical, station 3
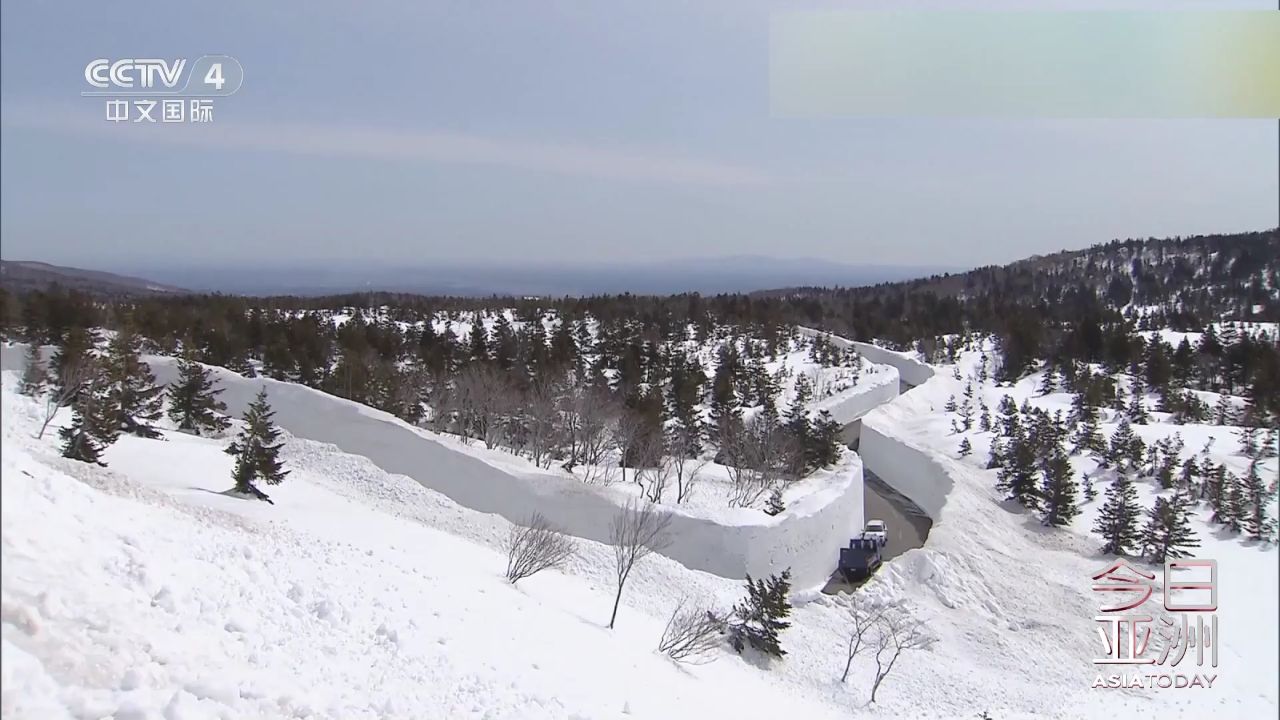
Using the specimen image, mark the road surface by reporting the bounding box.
[822,420,932,595]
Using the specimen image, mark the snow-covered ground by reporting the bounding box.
[857,341,1278,717]
[3,331,1276,718]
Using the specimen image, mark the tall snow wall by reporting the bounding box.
[797,327,935,388]
[796,328,947,520]
[2,345,864,589]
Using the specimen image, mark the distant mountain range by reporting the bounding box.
[0,260,188,297]
[3,257,958,297]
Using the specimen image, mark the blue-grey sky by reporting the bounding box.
[2,0,1276,272]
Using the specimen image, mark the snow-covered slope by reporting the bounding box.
[1,377,860,719]
[857,347,1278,717]
[4,334,1276,718]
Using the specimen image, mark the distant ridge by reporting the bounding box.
[0,260,189,297]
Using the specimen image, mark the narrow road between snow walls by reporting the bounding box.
[824,337,937,595]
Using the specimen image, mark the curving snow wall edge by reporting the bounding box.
[2,345,865,588]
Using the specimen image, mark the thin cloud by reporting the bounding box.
[3,103,771,188]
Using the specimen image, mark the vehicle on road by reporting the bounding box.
[837,536,883,583]
[862,519,888,547]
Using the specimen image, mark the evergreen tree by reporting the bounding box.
[1220,473,1247,532]
[1241,461,1276,541]
[958,436,972,457]
[59,361,119,465]
[468,318,490,362]
[1039,449,1079,527]
[225,388,289,502]
[1082,473,1098,501]
[51,326,97,405]
[764,487,785,516]
[1071,404,1106,456]
[727,569,792,658]
[996,429,1040,509]
[167,351,231,436]
[808,410,842,468]
[1141,496,1200,563]
[104,328,164,438]
[1093,475,1143,554]
[19,343,48,397]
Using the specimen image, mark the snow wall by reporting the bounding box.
[809,364,900,426]
[855,365,957,522]
[796,328,947,520]
[2,345,864,589]
[797,327,935,388]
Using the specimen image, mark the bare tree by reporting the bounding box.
[637,438,677,504]
[608,499,673,629]
[563,386,620,485]
[869,608,937,703]
[447,363,517,448]
[504,512,576,584]
[674,456,708,504]
[657,598,726,664]
[840,600,891,683]
[37,355,95,440]
[520,379,561,469]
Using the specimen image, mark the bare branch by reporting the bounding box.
[608,499,673,628]
[658,598,726,664]
[504,512,576,584]
[840,599,892,683]
[37,355,95,440]
[869,608,937,703]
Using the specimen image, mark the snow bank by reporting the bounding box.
[1,345,861,589]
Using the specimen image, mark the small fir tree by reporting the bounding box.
[764,487,785,516]
[1241,461,1276,541]
[59,362,120,465]
[728,569,792,658]
[1039,450,1079,527]
[958,436,972,458]
[1093,474,1143,555]
[225,388,289,502]
[104,328,164,438]
[19,344,49,397]
[1141,496,1200,563]
[167,351,232,436]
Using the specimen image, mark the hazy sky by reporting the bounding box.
[1,0,1276,272]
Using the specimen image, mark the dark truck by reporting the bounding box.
[837,536,883,583]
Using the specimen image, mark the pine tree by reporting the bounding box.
[1082,473,1098,501]
[19,343,49,396]
[764,487,785,516]
[1141,496,1200,563]
[59,361,120,464]
[167,351,231,436]
[1039,449,1079,527]
[728,569,792,658]
[104,328,164,438]
[997,430,1040,509]
[51,326,97,405]
[1241,461,1276,541]
[225,388,289,502]
[958,436,972,457]
[809,410,842,469]
[1093,475,1143,554]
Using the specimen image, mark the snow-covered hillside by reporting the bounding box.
[3,331,1276,719]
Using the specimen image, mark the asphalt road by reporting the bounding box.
[822,421,932,595]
